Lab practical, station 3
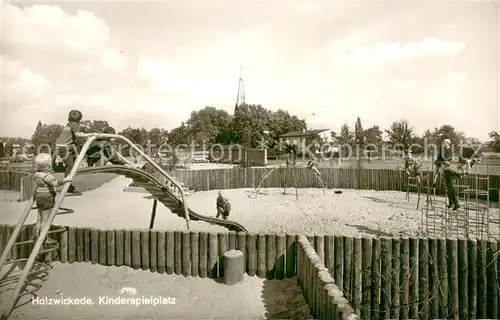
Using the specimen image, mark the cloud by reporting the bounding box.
[0,4,166,137]
[339,37,465,69]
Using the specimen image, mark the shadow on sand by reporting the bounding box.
[260,277,311,319]
[0,260,52,315]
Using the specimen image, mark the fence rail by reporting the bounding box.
[4,167,500,204]
[163,167,500,202]
[1,225,498,319]
[0,170,30,193]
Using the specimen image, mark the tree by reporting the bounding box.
[488,131,500,152]
[167,122,191,146]
[431,125,466,149]
[80,120,110,133]
[185,106,232,146]
[31,123,64,153]
[363,125,382,160]
[230,104,271,148]
[385,119,416,154]
[148,128,169,147]
[354,117,365,160]
[337,123,354,157]
[35,121,42,133]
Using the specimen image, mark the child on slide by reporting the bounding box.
[33,153,73,244]
[86,126,126,166]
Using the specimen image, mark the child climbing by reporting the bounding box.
[307,159,321,176]
[33,153,72,244]
[216,191,231,220]
[54,110,85,195]
[86,126,126,167]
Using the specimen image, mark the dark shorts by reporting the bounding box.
[35,193,55,210]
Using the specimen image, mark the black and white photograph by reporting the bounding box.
[0,1,499,319]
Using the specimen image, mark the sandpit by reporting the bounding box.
[2,175,498,238]
[188,188,425,237]
[0,263,311,319]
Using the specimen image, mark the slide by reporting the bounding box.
[76,165,247,232]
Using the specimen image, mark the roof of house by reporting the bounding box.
[280,129,329,138]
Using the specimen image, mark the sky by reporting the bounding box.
[1,1,499,141]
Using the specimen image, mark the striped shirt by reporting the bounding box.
[33,171,59,197]
[56,121,81,146]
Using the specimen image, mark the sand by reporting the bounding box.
[1,175,498,319]
[0,263,310,320]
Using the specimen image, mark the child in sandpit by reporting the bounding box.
[216,191,231,220]
[33,153,72,244]
[307,159,321,176]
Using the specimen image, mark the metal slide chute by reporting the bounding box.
[76,165,247,232]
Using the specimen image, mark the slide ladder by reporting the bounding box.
[0,188,74,319]
[0,133,203,318]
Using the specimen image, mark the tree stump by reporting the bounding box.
[223,250,244,285]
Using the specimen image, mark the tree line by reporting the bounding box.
[9,104,500,157]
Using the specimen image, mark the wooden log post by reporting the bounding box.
[123,230,131,266]
[68,228,77,263]
[141,230,150,271]
[182,230,191,276]
[166,231,174,274]
[59,227,68,263]
[174,231,182,275]
[199,232,208,278]
[285,234,296,278]
[275,234,286,280]
[115,229,124,267]
[247,233,257,276]
[131,230,141,269]
[157,231,166,273]
[107,230,116,266]
[90,228,99,264]
[0,225,5,257]
[76,228,84,262]
[150,231,157,273]
[223,250,244,285]
[98,230,107,265]
[191,232,199,277]
[208,232,218,278]
[257,234,267,278]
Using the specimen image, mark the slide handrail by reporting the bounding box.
[79,133,190,228]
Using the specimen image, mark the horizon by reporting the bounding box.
[2,2,499,140]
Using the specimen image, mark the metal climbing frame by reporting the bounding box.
[406,175,421,209]
[0,133,191,319]
[421,166,495,239]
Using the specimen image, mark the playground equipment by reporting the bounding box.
[251,154,327,200]
[420,164,499,239]
[0,133,247,319]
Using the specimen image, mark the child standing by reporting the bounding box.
[33,153,72,244]
[55,110,84,195]
[216,191,231,220]
[307,159,321,176]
